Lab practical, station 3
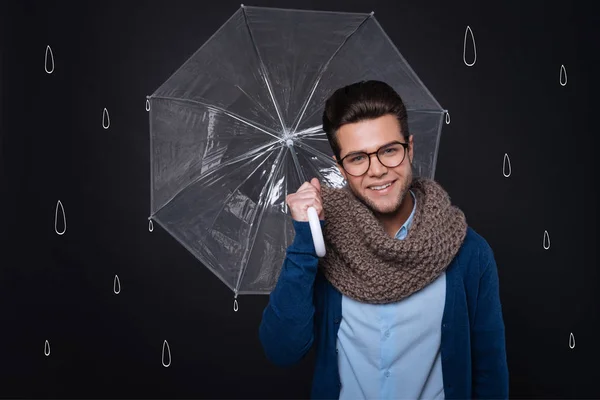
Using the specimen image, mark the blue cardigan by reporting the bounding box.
[259,219,509,399]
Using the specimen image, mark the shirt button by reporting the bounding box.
[336,348,339,353]
[384,330,390,338]
[334,317,341,324]
[385,371,390,378]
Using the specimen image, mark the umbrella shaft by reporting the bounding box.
[287,142,306,184]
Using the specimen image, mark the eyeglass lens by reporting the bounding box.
[342,144,406,176]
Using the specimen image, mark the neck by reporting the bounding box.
[374,191,414,237]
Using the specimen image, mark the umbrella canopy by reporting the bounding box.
[147,5,445,297]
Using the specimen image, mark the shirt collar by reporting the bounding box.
[394,190,417,239]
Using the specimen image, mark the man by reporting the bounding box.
[259,80,508,399]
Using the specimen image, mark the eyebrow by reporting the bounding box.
[343,141,399,157]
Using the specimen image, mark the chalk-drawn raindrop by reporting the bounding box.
[162,340,171,367]
[569,332,575,349]
[560,65,567,86]
[233,298,239,312]
[445,110,450,124]
[114,275,121,294]
[146,99,150,111]
[148,219,154,232]
[44,340,51,356]
[463,26,476,67]
[102,108,110,129]
[543,230,551,250]
[55,200,66,235]
[45,45,54,74]
[502,153,511,177]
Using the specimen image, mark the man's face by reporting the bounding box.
[333,114,414,216]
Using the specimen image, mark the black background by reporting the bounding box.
[1,0,598,398]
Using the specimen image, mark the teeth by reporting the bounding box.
[371,183,391,190]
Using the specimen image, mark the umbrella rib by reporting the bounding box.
[302,137,329,141]
[234,145,287,293]
[290,13,374,134]
[150,95,283,142]
[151,140,281,218]
[294,140,338,168]
[295,129,326,139]
[234,84,283,127]
[241,7,287,133]
[207,147,278,241]
[370,18,444,111]
[291,125,324,137]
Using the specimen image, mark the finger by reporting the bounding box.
[297,180,318,193]
[289,196,322,210]
[288,191,321,202]
[301,198,323,213]
[311,177,321,193]
[292,186,320,197]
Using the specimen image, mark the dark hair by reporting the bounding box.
[322,80,410,161]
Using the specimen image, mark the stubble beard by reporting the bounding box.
[347,165,413,217]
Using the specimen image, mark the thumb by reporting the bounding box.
[311,177,321,193]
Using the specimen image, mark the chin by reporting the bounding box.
[347,182,404,216]
[369,191,405,215]
[356,175,412,215]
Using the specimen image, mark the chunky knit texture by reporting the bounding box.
[318,177,468,304]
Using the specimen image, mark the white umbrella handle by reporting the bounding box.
[307,206,326,257]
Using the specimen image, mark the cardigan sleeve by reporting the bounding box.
[258,219,324,366]
[471,246,510,399]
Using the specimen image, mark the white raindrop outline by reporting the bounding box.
[569,332,575,349]
[502,153,511,177]
[102,108,110,129]
[543,230,551,250]
[463,25,477,67]
[114,275,121,294]
[233,298,238,312]
[45,45,54,74]
[162,340,171,367]
[445,110,450,124]
[560,64,567,86]
[146,99,150,111]
[148,218,154,232]
[55,200,66,235]
[44,340,51,356]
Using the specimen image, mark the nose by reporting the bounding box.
[367,153,387,176]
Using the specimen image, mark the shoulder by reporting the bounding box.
[454,226,496,279]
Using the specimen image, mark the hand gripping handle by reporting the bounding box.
[307,206,326,257]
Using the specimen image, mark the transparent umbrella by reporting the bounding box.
[146,4,446,302]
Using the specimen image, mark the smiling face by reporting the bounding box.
[334,114,414,216]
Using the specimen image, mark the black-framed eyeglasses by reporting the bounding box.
[337,141,409,177]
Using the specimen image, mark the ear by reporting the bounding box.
[407,134,414,163]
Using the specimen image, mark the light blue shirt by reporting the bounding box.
[337,190,447,399]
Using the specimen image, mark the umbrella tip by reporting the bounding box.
[370,10,374,15]
[240,3,244,7]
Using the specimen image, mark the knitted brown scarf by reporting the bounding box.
[318,177,468,304]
